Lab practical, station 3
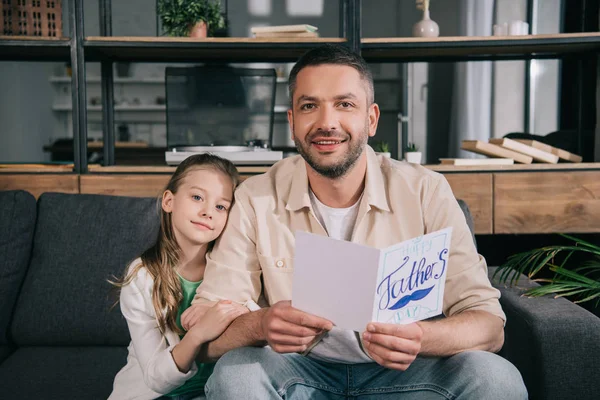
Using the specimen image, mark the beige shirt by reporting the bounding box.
[194,146,505,327]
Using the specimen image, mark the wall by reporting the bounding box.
[0,63,58,162]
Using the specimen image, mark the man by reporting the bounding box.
[182,44,527,399]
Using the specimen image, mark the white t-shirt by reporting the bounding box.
[307,190,372,363]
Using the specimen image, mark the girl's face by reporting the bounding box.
[162,167,234,249]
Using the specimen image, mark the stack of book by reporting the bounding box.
[439,138,583,165]
[251,24,319,38]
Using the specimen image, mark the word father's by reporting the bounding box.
[377,248,449,311]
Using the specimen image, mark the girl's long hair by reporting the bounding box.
[111,154,239,335]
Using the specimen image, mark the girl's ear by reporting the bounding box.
[162,190,174,213]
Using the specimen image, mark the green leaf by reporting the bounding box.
[158,0,225,37]
[495,234,600,305]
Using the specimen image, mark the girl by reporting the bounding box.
[109,154,248,400]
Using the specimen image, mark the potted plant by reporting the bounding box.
[494,234,600,306]
[372,140,391,158]
[157,0,226,38]
[405,142,422,164]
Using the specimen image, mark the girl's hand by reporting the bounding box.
[187,300,249,344]
[181,302,216,330]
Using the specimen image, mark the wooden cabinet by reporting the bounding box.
[495,171,600,233]
[3,167,600,234]
[80,175,170,198]
[0,174,78,199]
[444,173,493,234]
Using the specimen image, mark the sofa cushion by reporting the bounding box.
[0,190,36,345]
[0,346,127,399]
[11,193,160,346]
[0,345,12,363]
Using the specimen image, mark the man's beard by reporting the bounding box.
[293,125,369,179]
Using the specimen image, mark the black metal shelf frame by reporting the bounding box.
[0,38,71,61]
[94,0,361,170]
[1,0,597,169]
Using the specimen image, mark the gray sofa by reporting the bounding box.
[0,190,599,399]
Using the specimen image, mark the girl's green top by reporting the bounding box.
[167,274,215,397]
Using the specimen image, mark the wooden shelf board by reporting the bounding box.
[84,36,346,62]
[87,162,600,174]
[87,165,270,174]
[426,162,600,173]
[0,164,74,173]
[361,33,600,61]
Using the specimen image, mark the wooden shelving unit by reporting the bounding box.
[2,0,600,235]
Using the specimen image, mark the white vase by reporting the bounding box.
[405,152,422,164]
[412,10,439,38]
[376,152,391,158]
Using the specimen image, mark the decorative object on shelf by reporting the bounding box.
[118,124,131,142]
[372,140,391,158]
[405,142,422,164]
[461,140,532,164]
[251,24,319,38]
[494,234,600,306]
[489,138,559,163]
[115,62,132,77]
[157,0,226,38]
[413,0,439,38]
[0,0,62,37]
[439,158,514,166]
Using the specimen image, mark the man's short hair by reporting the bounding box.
[288,44,375,105]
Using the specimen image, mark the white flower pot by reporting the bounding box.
[405,152,422,164]
[376,152,391,158]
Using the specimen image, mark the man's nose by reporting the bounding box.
[315,105,338,132]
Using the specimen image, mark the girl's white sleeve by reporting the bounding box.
[120,269,198,394]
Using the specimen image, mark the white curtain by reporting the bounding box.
[448,0,495,158]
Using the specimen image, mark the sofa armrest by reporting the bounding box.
[0,345,12,365]
[489,267,600,400]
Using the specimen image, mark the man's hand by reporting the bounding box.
[181,302,217,331]
[261,300,333,353]
[362,322,423,371]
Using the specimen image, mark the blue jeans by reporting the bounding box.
[205,347,527,399]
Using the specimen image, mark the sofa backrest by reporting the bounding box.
[11,193,160,346]
[0,190,37,345]
[456,199,476,248]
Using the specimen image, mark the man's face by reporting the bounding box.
[288,65,380,179]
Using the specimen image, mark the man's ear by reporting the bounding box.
[368,102,380,138]
[162,190,174,213]
[287,108,295,142]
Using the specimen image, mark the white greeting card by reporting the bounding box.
[292,228,452,332]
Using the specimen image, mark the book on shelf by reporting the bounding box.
[439,158,514,166]
[460,140,533,164]
[488,138,559,164]
[253,31,320,38]
[512,139,583,163]
[250,24,318,34]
